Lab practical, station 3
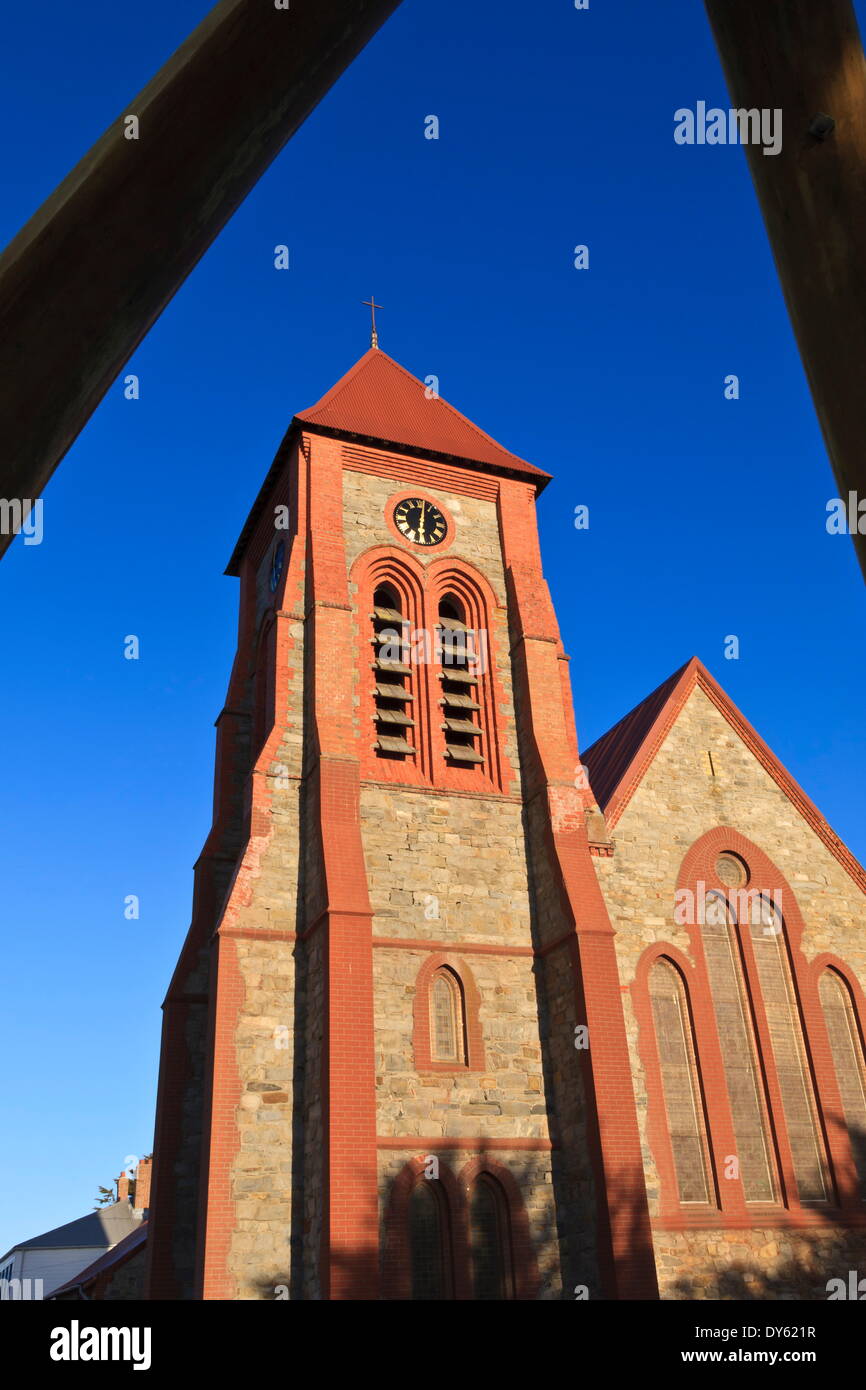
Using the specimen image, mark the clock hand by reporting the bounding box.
[419,501,426,541]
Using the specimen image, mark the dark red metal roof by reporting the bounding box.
[581,660,694,814]
[295,348,549,484]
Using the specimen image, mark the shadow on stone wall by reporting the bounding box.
[665,1224,866,1302]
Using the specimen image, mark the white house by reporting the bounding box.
[0,1201,139,1300]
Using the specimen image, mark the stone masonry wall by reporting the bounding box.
[595,683,866,1298]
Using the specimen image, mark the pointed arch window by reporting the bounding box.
[819,969,866,1195]
[469,1175,513,1300]
[409,1181,451,1300]
[701,892,778,1203]
[437,594,485,767]
[371,583,416,761]
[649,959,712,1203]
[700,889,829,1205]
[747,897,828,1202]
[430,968,466,1065]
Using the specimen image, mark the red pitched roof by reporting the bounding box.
[295,348,549,486]
[582,657,866,896]
[581,660,693,816]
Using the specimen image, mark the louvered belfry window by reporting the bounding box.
[371,584,416,760]
[649,959,712,1203]
[819,970,866,1195]
[437,595,484,767]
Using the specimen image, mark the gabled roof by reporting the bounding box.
[582,656,866,896]
[226,347,550,575]
[0,1201,138,1262]
[48,1222,147,1299]
[295,348,549,485]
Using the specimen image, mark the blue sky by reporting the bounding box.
[1,0,864,1258]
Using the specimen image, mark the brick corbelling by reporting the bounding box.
[341,441,501,502]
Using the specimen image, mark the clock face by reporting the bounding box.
[393,497,447,547]
[269,541,285,593]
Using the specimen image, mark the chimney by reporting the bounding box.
[116,1171,131,1204]
[133,1156,152,1217]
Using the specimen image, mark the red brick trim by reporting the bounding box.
[632,944,721,1223]
[352,545,431,787]
[412,953,486,1073]
[671,826,864,1223]
[457,1156,542,1300]
[349,545,512,795]
[377,1137,554,1150]
[426,555,512,795]
[497,475,659,1300]
[373,936,534,957]
[306,434,380,1299]
[654,1210,866,1233]
[381,1156,470,1300]
[196,934,245,1300]
[360,778,522,805]
[602,658,866,899]
[341,441,501,502]
[381,1153,542,1299]
[218,927,297,943]
[806,954,866,1208]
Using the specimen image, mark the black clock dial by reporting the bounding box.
[393,497,447,547]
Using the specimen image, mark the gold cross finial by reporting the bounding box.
[362,295,383,349]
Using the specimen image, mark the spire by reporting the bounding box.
[361,295,383,349]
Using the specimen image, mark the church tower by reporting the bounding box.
[145,345,659,1300]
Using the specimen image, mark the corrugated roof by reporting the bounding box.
[48,1222,147,1298]
[582,659,695,814]
[295,348,550,484]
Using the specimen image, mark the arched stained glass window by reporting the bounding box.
[747,898,827,1202]
[701,892,777,1203]
[819,970,866,1194]
[649,959,712,1203]
[430,968,466,1064]
[469,1176,511,1300]
[409,1182,448,1300]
